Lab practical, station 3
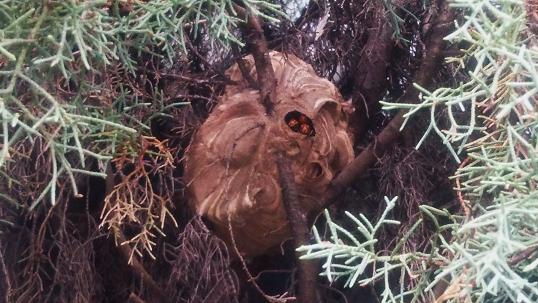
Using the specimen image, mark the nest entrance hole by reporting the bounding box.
[284,111,316,137]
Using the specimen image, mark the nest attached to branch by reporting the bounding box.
[184,52,354,257]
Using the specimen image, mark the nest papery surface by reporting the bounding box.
[184,52,354,256]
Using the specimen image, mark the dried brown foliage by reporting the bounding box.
[2,137,55,209]
[164,217,239,303]
[100,136,178,262]
[3,187,105,303]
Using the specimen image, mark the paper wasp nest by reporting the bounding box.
[184,52,354,257]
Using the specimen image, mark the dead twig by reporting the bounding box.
[508,246,538,266]
[104,166,168,303]
[100,136,177,260]
[114,227,168,302]
[455,157,472,219]
[227,214,295,303]
[0,242,11,303]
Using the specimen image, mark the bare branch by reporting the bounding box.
[277,152,318,303]
[324,0,455,207]
[234,4,277,114]
[351,13,396,137]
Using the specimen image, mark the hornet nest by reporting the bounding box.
[184,51,354,257]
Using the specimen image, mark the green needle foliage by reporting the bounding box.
[300,0,538,302]
[0,0,282,257]
[298,197,461,302]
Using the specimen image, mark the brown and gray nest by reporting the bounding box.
[184,52,354,257]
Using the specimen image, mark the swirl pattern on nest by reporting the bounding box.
[184,52,354,257]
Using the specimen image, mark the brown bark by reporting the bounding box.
[276,152,318,303]
[324,0,455,207]
[526,0,538,35]
[232,5,318,301]
[233,4,277,114]
[352,15,396,137]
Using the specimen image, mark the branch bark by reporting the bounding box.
[276,152,318,303]
[351,14,396,137]
[233,6,316,302]
[322,0,455,208]
[233,4,277,114]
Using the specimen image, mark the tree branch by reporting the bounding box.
[233,5,318,301]
[233,4,277,114]
[231,44,259,89]
[322,0,455,208]
[351,13,396,137]
[276,152,318,303]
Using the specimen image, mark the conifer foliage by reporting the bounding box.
[0,0,537,302]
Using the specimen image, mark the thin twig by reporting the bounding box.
[104,168,168,303]
[227,214,295,303]
[509,246,538,266]
[114,228,167,302]
[0,242,11,303]
[455,157,472,219]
